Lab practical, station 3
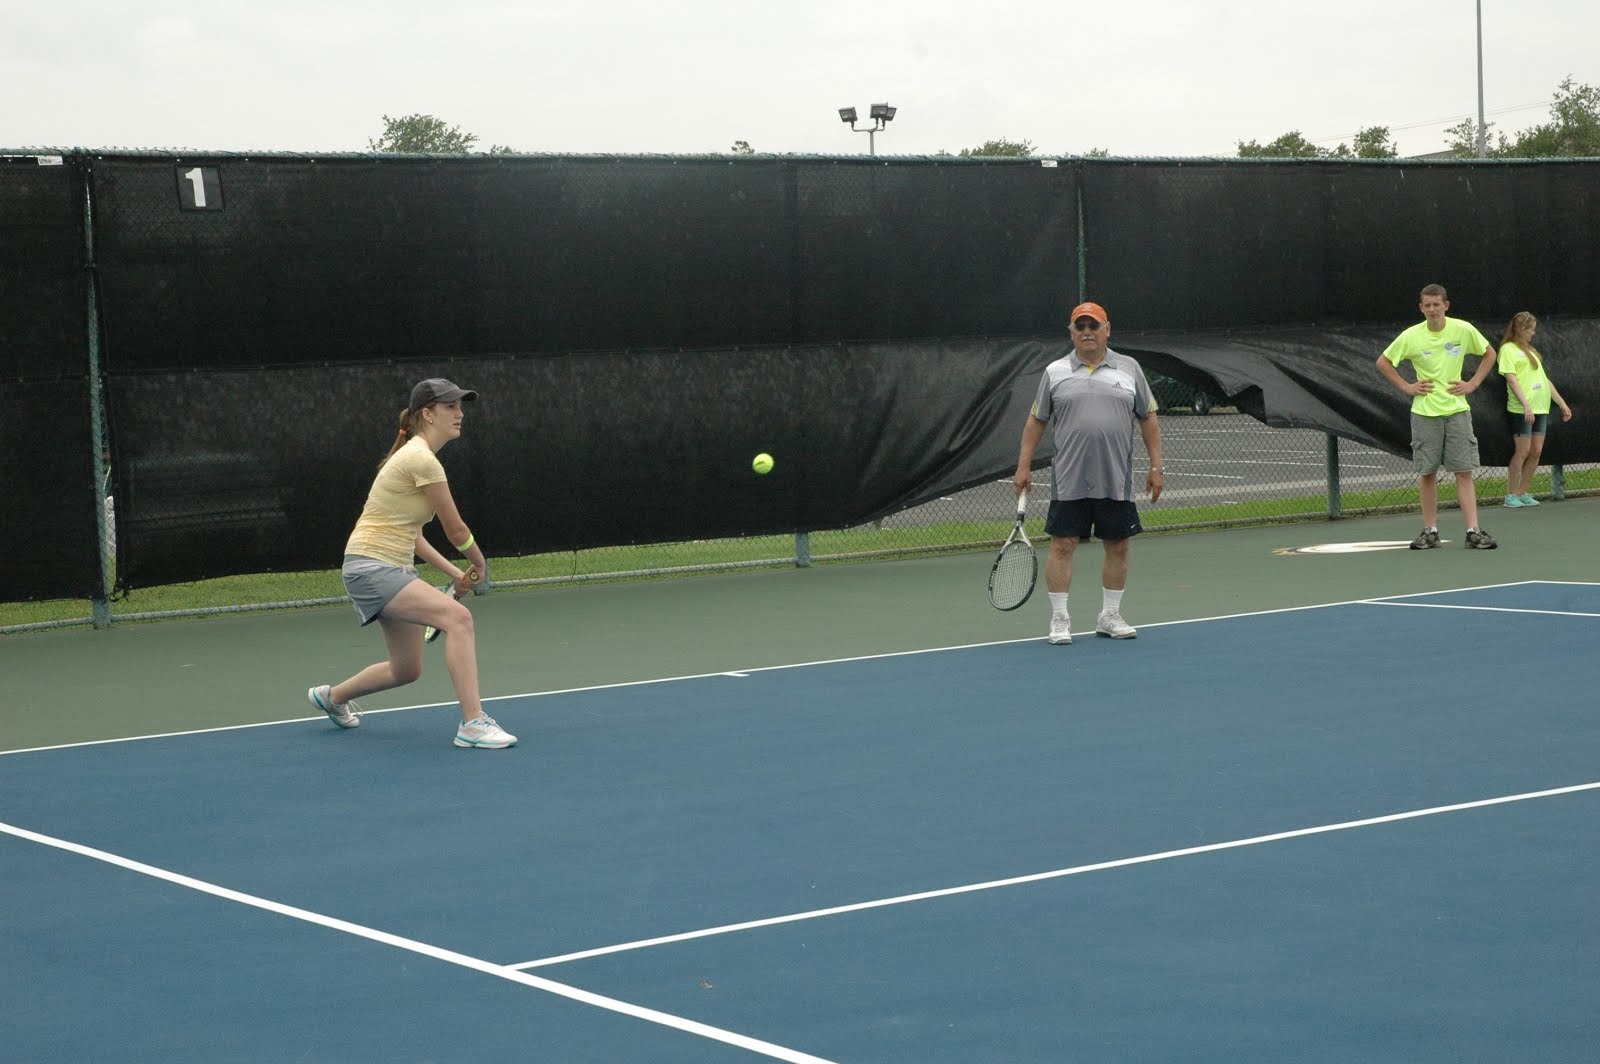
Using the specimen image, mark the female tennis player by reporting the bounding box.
[307,377,516,749]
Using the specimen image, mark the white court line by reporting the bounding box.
[0,820,838,1064]
[510,780,1600,971]
[1369,602,1600,618]
[4,580,1580,758]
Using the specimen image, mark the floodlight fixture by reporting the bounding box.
[837,101,897,155]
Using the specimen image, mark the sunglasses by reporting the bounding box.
[1071,319,1104,331]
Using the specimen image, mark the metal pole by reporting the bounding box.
[1325,434,1343,519]
[84,166,113,627]
[1475,0,1487,157]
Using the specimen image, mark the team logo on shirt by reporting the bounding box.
[1444,341,1461,356]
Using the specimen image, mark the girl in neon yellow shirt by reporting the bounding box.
[1496,312,1574,507]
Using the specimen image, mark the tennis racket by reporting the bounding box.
[987,490,1037,611]
[424,566,479,643]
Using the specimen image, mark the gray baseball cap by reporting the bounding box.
[409,378,478,415]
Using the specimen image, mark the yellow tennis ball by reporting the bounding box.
[752,452,775,475]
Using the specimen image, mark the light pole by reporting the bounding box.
[838,103,897,154]
[1475,0,1487,156]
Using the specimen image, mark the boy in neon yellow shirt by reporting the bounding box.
[1375,284,1498,550]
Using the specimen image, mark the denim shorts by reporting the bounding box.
[1505,411,1549,438]
[342,555,419,625]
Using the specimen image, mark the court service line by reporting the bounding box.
[510,780,1600,971]
[2,579,1567,757]
[1366,601,1600,618]
[0,821,837,1064]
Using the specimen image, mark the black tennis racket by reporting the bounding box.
[988,490,1037,611]
[424,566,479,643]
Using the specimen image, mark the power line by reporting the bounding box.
[1307,99,1549,145]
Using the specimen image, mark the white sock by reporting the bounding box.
[1103,587,1124,613]
[1049,592,1069,618]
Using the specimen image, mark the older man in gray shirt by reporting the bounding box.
[1014,301,1165,645]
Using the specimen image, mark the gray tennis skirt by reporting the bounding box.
[342,555,420,625]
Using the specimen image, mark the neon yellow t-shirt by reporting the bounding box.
[1382,317,1491,417]
[1496,341,1552,415]
[344,436,448,568]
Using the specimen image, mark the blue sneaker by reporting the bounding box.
[1518,493,1540,507]
[1503,494,1524,507]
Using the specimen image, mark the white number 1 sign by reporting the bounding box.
[176,166,223,211]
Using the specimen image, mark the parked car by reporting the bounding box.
[1148,371,1223,415]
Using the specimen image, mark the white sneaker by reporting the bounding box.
[1047,615,1072,644]
[308,685,360,728]
[455,715,518,749]
[1095,609,1137,639]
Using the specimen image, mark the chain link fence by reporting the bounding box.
[7,399,1594,633]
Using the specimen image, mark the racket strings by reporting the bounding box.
[988,542,1037,610]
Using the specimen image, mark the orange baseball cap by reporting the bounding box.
[1069,301,1108,323]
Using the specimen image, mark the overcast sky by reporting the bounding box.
[5,1,1596,159]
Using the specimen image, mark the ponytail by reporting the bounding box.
[379,407,418,467]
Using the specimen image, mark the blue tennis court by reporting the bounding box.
[4,581,1596,1062]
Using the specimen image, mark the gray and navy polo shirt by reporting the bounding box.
[1029,348,1157,502]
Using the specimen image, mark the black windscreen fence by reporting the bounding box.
[103,340,1055,587]
[1079,159,1600,330]
[0,158,98,600]
[4,151,1598,599]
[89,155,1080,370]
[1123,318,1600,468]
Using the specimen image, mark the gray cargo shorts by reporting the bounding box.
[1411,410,1478,474]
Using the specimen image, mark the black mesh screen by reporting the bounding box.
[0,158,97,600]
[1081,161,1329,329]
[90,155,1080,371]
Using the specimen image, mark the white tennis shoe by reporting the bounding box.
[1095,609,1137,639]
[455,715,518,749]
[1047,614,1073,645]
[308,685,360,728]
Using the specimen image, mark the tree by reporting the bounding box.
[729,140,754,155]
[1236,131,1324,158]
[1502,76,1600,157]
[369,114,478,154]
[1334,126,1398,158]
[1081,147,1111,158]
[1443,77,1600,158]
[1239,126,1396,159]
[959,138,1035,158]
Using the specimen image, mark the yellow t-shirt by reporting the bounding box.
[344,437,448,567]
[1382,317,1491,417]
[1496,341,1552,415]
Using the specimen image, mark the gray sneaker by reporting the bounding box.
[1465,528,1498,550]
[455,715,517,749]
[1096,609,1138,639]
[308,685,360,729]
[1409,528,1441,550]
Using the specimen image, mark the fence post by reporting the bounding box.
[1552,464,1565,500]
[1325,434,1342,519]
[794,532,811,568]
[84,166,113,628]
